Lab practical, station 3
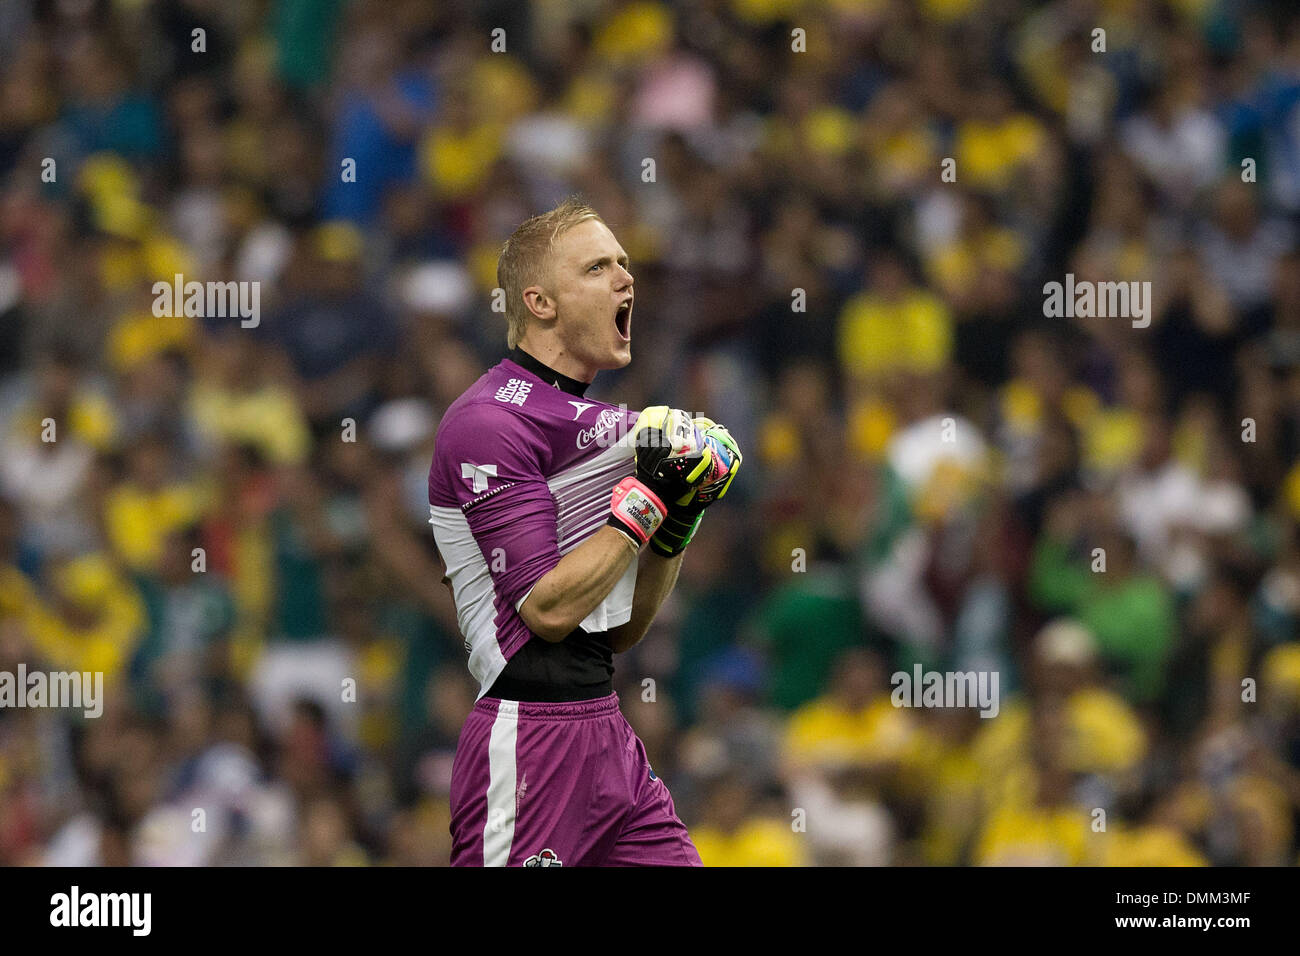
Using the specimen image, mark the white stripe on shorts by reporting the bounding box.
[483,699,519,866]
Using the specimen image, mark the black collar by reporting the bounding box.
[507,348,591,397]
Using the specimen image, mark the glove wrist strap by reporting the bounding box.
[608,476,668,546]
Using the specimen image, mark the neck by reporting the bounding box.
[516,336,596,385]
[509,345,592,397]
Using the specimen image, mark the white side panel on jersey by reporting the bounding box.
[429,505,508,698]
[483,699,518,866]
[547,439,638,632]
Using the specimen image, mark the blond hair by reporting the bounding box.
[497,196,605,349]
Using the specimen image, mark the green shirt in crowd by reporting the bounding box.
[1029,536,1176,702]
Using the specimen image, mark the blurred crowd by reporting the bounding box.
[2,0,1300,866]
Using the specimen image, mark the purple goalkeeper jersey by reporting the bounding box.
[428,351,639,698]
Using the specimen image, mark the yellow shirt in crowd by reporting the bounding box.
[692,818,807,867]
[838,289,953,380]
[104,482,209,573]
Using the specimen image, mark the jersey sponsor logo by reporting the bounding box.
[523,848,563,867]
[576,408,622,449]
[461,462,498,492]
[462,480,515,511]
[494,378,532,406]
[567,401,594,421]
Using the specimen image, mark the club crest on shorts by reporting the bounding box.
[523,848,564,867]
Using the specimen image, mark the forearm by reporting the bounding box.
[608,548,683,653]
[520,526,638,641]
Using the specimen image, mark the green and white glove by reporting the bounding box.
[648,416,743,557]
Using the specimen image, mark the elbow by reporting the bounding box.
[532,616,572,643]
[518,595,573,643]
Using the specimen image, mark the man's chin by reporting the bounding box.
[576,343,631,376]
[604,343,632,369]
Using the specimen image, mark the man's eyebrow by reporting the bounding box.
[585,253,631,268]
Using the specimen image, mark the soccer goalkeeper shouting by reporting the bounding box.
[427,197,742,866]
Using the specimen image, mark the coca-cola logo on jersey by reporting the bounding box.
[577,408,623,449]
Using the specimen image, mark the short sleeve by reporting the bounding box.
[431,401,561,614]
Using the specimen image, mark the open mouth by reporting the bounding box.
[615,298,632,341]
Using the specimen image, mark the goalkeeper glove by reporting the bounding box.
[607,406,713,547]
[648,417,742,557]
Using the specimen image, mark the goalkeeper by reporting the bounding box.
[427,197,743,867]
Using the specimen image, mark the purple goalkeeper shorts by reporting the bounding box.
[449,692,702,867]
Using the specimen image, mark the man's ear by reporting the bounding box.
[522,285,557,323]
